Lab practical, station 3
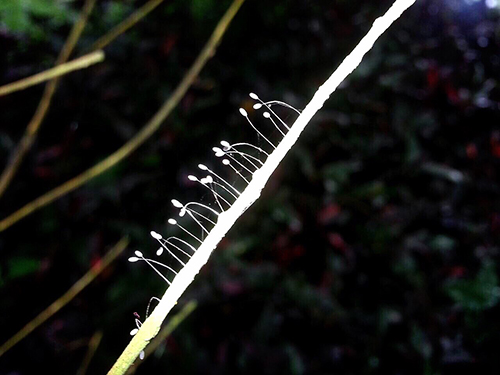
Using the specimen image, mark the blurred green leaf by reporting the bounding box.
[411,324,432,359]
[190,0,214,22]
[445,261,500,311]
[322,161,362,187]
[141,154,161,168]
[393,253,424,288]
[430,235,456,253]
[0,0,72,39]
[104,1,133,25]
[286,344,305,375]
[7,256,41,279]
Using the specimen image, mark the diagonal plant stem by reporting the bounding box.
[125,300,197,375]
[0,51,105,97]
[0,0,166,199]
[0,0,246,233]
[76,331,104,375]
[0,0,97,199]
[89,0,165,52]
[0,237,129,357]
[107,1,417,373]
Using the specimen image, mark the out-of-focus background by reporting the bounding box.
[1,0,499,373]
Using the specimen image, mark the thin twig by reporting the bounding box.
[107,1,416,374]
[125,300,197,375]
[0,0,245,233]
[76,331,104,375]
[0,0,97,199]
[0,237,129,356]
[89,0,165,52]
[0,51,105,97]
[0,0,167,198]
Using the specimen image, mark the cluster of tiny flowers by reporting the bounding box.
[128,93,300,344]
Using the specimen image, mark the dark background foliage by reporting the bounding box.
[1,0,500,374]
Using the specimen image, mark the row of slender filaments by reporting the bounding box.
[129,93,300,284]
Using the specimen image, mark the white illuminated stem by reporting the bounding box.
[118,0,416,366]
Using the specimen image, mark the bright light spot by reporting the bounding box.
[486,0,498,8]
[475,95,490,108]
[478,36,488,47]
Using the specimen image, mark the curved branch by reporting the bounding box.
[0,0,167,199]
[0,0,245,232]
[89,0,165,52]
[0,237,129,357]
[0,0,97,199]
[0,51,104,97]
